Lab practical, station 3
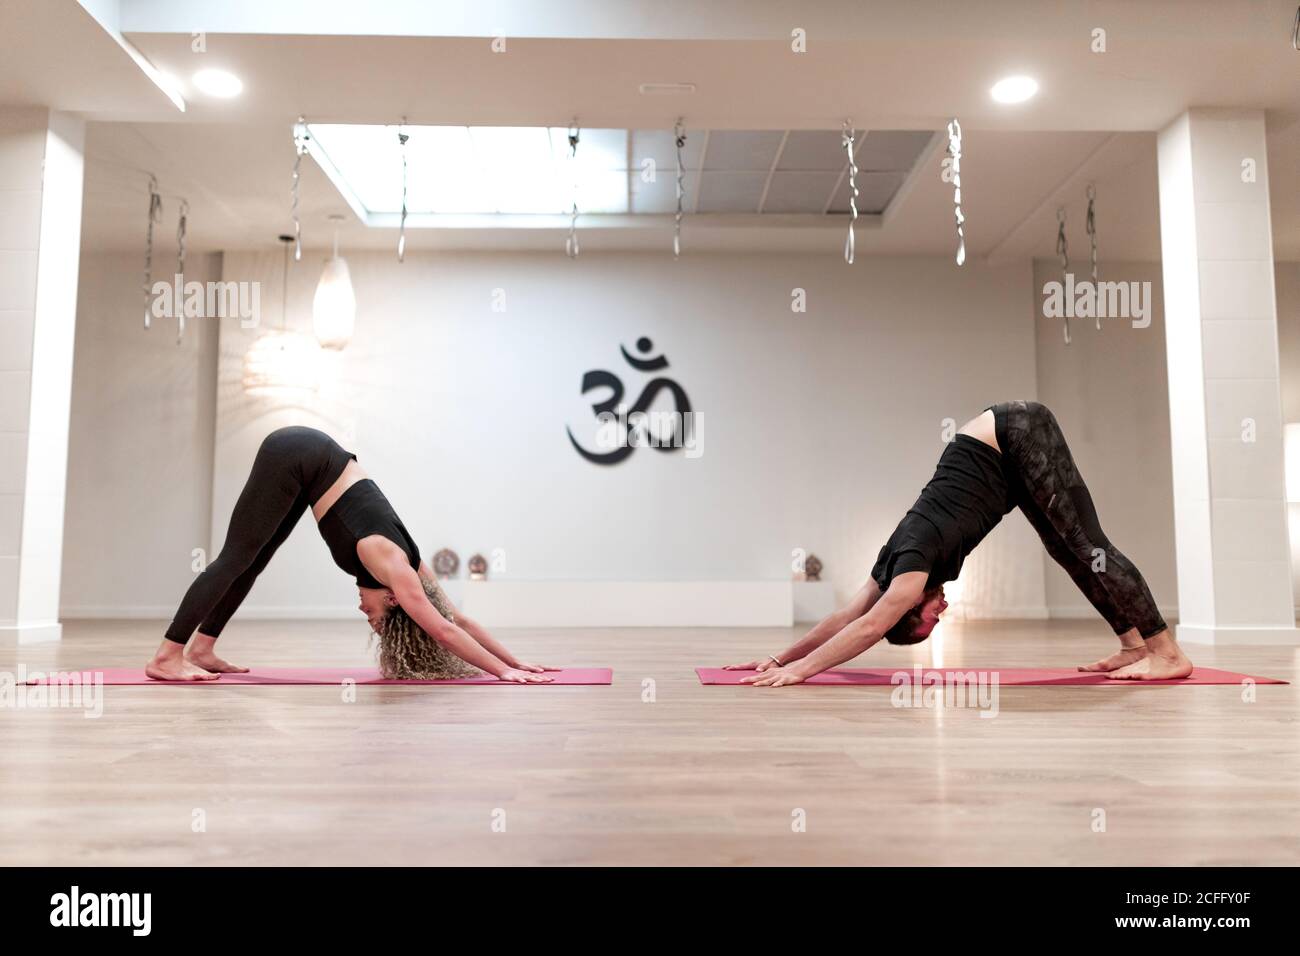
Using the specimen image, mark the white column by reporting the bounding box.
[0,108,85,644]
[1157,109,1298,645]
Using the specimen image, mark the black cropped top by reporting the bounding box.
[316,479,421,589]
[870,435,1014,591]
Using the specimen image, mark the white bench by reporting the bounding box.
[440,580,795,628]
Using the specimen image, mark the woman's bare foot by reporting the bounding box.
[184,650,249,674]
[184,634,249,673]
[1078,645,1147,673]
[145,645,221,681]
[145,658,221,681]
[1106,630,1193,681]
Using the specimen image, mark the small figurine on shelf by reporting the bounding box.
[804,554,823,582]
[467,553,488,581]
[432,548,460,579]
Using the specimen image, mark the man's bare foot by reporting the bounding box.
[1106,645,1194,681]
[145,656,221,681]
[1078,645,1147,673]
[184,650,249,674]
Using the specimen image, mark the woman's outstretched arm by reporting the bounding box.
[366,544,550,682]
[389,565,551,682]
[454,613,559,674]
[723,579,883,672]
[416,563,557,673]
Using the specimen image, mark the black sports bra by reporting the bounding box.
[316,479,420,588]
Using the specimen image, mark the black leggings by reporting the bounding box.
[991,401,1167,640]
[163,427,355,644]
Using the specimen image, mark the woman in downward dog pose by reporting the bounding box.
[727,401,1192,686]
[147,426,555,683]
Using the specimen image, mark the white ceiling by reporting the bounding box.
[2,0,1298,259]
[81,121,1175,261]
[0,0,175,114]
[105,1,1300,131]
[295,125,934,218]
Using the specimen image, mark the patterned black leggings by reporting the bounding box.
[990,401,1167,640]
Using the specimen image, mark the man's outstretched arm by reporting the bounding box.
[724,579,882,672]
[742,572,927,686]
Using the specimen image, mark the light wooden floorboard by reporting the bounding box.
[2,618,1297,866]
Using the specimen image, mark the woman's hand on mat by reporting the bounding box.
[511,660,562,673]
[740,666,807,687]
[722,658,779,672]
[496,667,555,683]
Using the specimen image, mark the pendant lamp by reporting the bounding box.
[242,235,321,397]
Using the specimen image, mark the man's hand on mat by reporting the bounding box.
[511,661,562,673]
[497,668,555,683]
[722,658,779,672]
[740,666,807,687]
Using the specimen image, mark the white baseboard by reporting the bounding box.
[60,605,360,620]
[1177,625,1300,646]
[792,581,836,622]
[461,580,792,627]
[1046,604,1180,622]
[58,597,1202,630]
[0,621,62,643]
[60,581,795,627]
[61,606,175,619]
[953,605,1049,621]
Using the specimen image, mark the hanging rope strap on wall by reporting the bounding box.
[946,118,966,266]
[842,120,858,265]
[673,119,686,260]
[175,199,189,344]
[291,117,309,262]
[1056,207,1071,345]
[566,121,581,258]
[1085,183,1099,330]
[143,174,162,330]
[397,120,409,263]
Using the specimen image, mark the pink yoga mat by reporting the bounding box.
[696,666,1287,686]
[30,667,612,686]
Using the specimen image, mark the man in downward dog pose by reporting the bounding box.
[727,401,1192,685]
[148,426,555,683]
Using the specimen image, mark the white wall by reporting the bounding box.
[1,108,85,642]
[1032,259,1300,620]
[1031,258,1179,620]
[1277,263,1300,423]
[1275,261,1300,602]
[60,251,221,617]
[210,250,1047,618]
[57,246,1300,625]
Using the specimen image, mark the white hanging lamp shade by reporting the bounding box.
[243,234,321,397]
[242,328,321,396]
[312,256,355,350]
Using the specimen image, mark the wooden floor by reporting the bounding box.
[2,618,1297,866]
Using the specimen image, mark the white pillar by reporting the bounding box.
[1156,108,1299,645]
[0,108,85,644]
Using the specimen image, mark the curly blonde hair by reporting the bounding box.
[372,576,481,680]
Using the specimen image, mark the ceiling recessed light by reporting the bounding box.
[192,68,243,98]
[990,75,1038,104]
